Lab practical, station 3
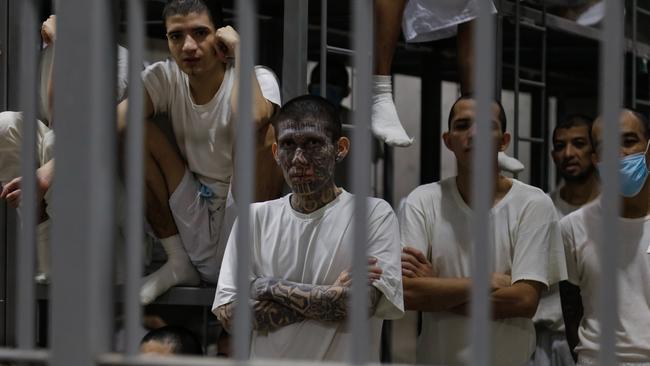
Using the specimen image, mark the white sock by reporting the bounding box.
[140,235,199,305]
[498,151,525,174]
[371,75,413,147]
[35,219,51,284]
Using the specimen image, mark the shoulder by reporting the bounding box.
[560,199,597,233]
[405,181,444,207]
[250,194,290,218]
[142,59,180,82]
[510,179,556,209]
[366,196,396,218]
[0,111,22,125]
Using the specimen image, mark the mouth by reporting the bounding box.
[183,57,200,65]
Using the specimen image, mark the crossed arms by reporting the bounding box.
[401,246,544,319]
[216,258,383,333]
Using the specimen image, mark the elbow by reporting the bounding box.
[516,293,540,319]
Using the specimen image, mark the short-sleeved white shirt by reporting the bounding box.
[142,60,281,197]
[561,199,650,364]
[400,177,566,366]
[213,190,404,361]
[402,0,497,43]
[532,188,582,332]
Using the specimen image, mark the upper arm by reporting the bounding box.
[366,203,404,319]
[116,89,154,133]
[512,196,566,287]
[398,195,430,254]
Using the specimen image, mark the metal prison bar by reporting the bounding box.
[0,1,627,366]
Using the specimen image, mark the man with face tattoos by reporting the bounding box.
[213,95,404,361]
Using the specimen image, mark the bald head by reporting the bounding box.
[592,109,650,159]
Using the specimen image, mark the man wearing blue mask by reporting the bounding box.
[560,109,650,365]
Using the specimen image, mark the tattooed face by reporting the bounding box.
[274,119,338,194]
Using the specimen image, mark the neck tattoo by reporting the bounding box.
[291,183,340,214]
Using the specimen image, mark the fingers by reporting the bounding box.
[401,260,420,277]
[1,177,21,199]
[6,189,21,208]
[214,26,239,62]
[368,265,382,282]
[402,268,416,278]
[403,246,429,264]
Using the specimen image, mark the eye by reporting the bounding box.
[573,140,587,149]
[167,32,182,41]
[306,138,322,148]
[553,142,565,151]
[193,28,209,38]
[454,121,469,130]
[280,140,296,149]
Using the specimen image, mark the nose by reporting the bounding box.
[292,148,308,165]
[182,35,198,53]
[564,144,578,158]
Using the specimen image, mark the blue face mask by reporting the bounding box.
[618,140,650,197]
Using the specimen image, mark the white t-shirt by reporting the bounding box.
[532,188,582,332]
[561,199,650,364]
[213,190,404,361]
[142,60,281,198]
[402,0,497,43]
[400,177,567,366]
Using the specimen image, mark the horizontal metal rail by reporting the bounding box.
[97,354,416,366]
[520,78,546,88]
[0,348,49,362]
[517,136,545,144]
[519,20,546,32]
[326,45,354,56]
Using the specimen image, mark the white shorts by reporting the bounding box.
[169,170,233,283]
[402,0,497,43]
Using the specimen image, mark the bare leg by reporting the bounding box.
[457,20,475,95]
[374,0,407,75]
[140,122,199,305]
[371,0,413,147]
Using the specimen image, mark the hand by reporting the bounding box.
[0,171,49,209]
[214,26,239,62]
[490,272,512,291]
[0,177,22,208]
[41,15,56,45]
[401,246,434,278]
[334,257,383,287]
[250,277,274,301]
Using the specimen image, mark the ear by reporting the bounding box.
[442,131,452,151]
[591,150,600,166]
[336,136,350,162]
[271,142,279,165]
[499,132,511,152]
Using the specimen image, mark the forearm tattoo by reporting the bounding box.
[253,300,305,332]
[217,300,305,333]
[252,278,382,323]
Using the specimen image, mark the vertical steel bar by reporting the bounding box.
[513,0,520,159]
[598,1,623,365]
[541,3,549,191]
[470,0,495,364]
[125,0,145,356]
[632,0,638,109]
[50,0,115,364]
[16,0,38,350]
[233,0,256,361]
[320,0,328,98]
[0,0,7,110]
[350,0,373,364]
[281,0,308,102]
